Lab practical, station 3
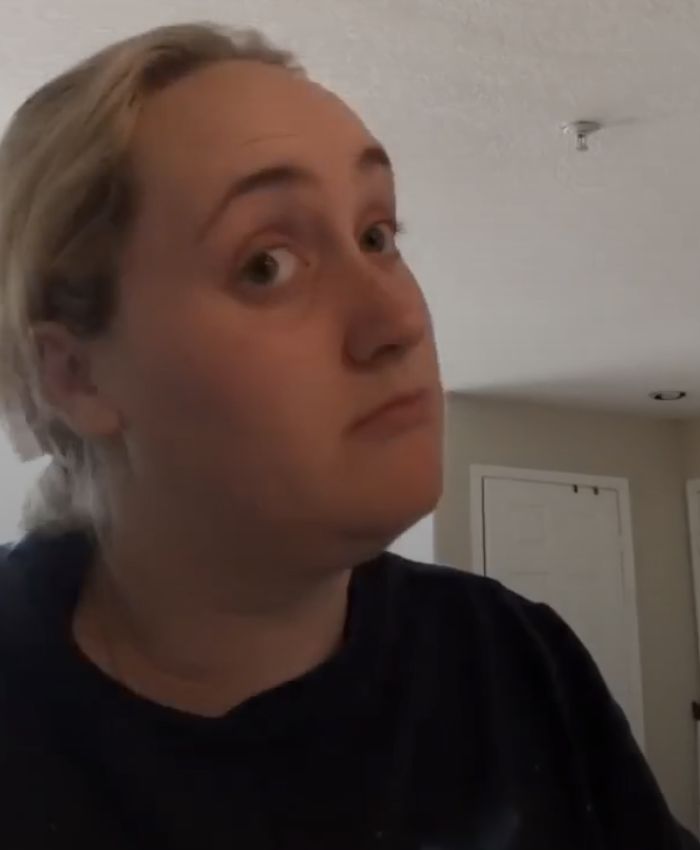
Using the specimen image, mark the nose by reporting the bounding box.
[342,261,431,369]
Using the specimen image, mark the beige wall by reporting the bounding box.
[682,420,700,480]
[435,394,699,831]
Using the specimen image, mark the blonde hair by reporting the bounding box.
[0,23,301,537]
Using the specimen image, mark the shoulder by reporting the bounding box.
[0,543,15,573]
[0,539,36,644]
[0,531,91,676]
[0,530,92,598]
[383,552,559,636]
[381,554,628,750]
[381,553,590,687]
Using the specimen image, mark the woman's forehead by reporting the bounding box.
[132,61,372,176]
[128,60,379,230]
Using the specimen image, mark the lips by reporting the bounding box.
[350,389,433,434]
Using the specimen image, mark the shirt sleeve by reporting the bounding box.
[529,602,699,850]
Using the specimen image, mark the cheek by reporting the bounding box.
[116,297,342,467]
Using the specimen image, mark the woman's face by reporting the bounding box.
[94,60,443,558]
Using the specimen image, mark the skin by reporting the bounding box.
[37,60,443,715]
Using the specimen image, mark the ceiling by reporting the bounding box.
[2,0,700,416]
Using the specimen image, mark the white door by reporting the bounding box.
[684,480,700,832]
[475,469,644,747]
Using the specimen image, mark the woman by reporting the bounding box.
[0,21,695,850]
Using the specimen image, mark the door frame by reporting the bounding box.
[684,479,700,832]
[685,480,700,670]
[470,464,645,748]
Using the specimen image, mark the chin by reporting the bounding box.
[337,442,444,557]
[378,480,442,548]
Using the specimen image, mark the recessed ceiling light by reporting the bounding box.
[649,390,687,402]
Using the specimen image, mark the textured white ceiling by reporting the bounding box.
[2,0,700,415]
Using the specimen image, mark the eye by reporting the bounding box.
[239,247,299,288]
[360,221,402,255]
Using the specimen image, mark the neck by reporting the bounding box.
[73,510,353,717]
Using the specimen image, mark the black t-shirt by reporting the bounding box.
[0,531,696,850]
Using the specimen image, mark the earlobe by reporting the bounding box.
[32,321,123,441]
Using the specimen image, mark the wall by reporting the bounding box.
[682,420,700,481]
[389,513,435,563]
[0,432,47,543]
[435,394,699,831]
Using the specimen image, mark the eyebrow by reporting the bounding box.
[197,143,393,241]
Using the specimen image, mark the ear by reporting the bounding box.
[33,322,123,441]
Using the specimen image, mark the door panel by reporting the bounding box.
[482,475,643,745]
[684,480,700,832]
